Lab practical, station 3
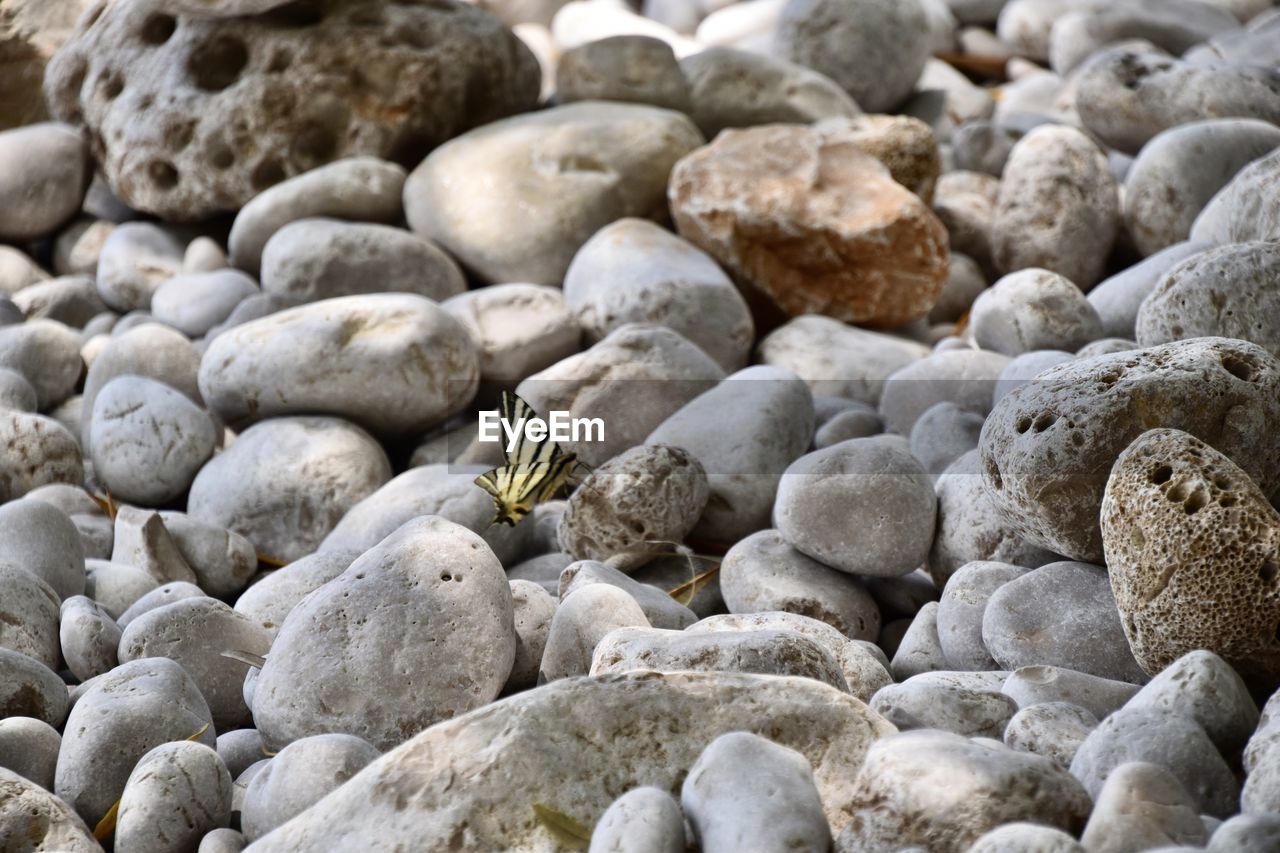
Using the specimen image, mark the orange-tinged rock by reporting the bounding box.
[669,124,949,329]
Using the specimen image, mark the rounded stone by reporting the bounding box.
[59,595,121,682]
[90,375,218,505]
[199,293,479,438]
[540,583,651,682]
[1002,665,1140,721]
[0,766,99,853]
[150,269,260,338]
[0,318,83,410]
[589,787,685,853]
[118,581,207,628]
[0,648,68,727]
[115,741,233,853]
[506,579,557,693]
[937,560,1033,671]
[252,517,516,751]
[0,122,90,242]
[240,734,379,842]
[0,716,60,790]
[187,416,391,563]
[441,283,581,386]
[0,498,86,599]
[774,436,937,578]
[879,348,1010,436]
[556,35,691,112]
[909,401,985,474]
[1003,701,1098,769]
[970,268,1103,356]
[870,671,1018,738]
[0,410,82,501]
[967,823,1086,853]
[85,560,161,621]
[94,222,186,313]
[232,551,357,637]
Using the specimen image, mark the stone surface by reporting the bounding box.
[240,734,379,841]
[59,594,121,682]
[405,101,703,284]
[879,348,1010,436]
[937,560,1032,671]
[981,337,1280,562]
[1003,665,1140,720]
[556,35,690,112]
[0,317,83,410]
[45,0,539,220]
[0,122,90,242]
[246,672,894,850]
[871,671,1017,738]
[0,410,83,502]
[669,123,949,329]
[589,786,685,853]
[1003,701,1097,769]
[115,741,234,853]
[0,716,60,790]
[559,561,696,631]
[0,648,67,727]
[540,583,651,682]
[232,550,356,637]
[0,497,86,599]
[1079,761,1207,853]
[1102,428,1280,688]
[252,517,516,751]
[442,284,581,386]
[0,766,99,853]
[1191,146,1280,245]
[970,268,1102,356]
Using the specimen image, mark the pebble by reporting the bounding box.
[0,122,90,242]
[94,222,186,313]
[774,436,937,578]
[983,560,1149,683]
[199,293,478,437]
[0,246,47,295]
[240,734,380,841]
[871,671,1017,737]
[890,601,950,680]
[216,729,266,781]
[506,579,557,692]
[442,284,581,386]
[591,626,850,691]
[1051,1,1238,74]
[814,405,885,448]
[200,829,247,853]
[1125,650,1258,759]
[1087,241,1211,340]
[682,732,831,853]
[879,348,1010,435]
[115,741,234,853]
[0,564,59,668]
[0,318,83,410]
[260,218,465,306]
[1075,48,1280,154]
[0,647,68,727]
[90,375,218,505]
[992,125,1119,289]
[0,716,60,790]
[405,101,702,284]
[589,786,685,853]
[560,561,697,631]
[84,559,161,621]
[556,35,691,111]
[937,560,1032,671]
[558,444,709,562]
[150,269,260,338]
[909,401,986,474]
[0,410,83,500]
[110,507,199,585]
[680,46,860,139]
[641,365,810,540]
[59,595,121,681]
[248,671,893,849]
[1004,700,1098,768]
[1191,146,1280,244]
[0,766,99,853]
[970,268,1102,355]
[0,366,36,411]
[13,274,107,327]
[1070,706,1238,818]
[720,529,880,640]
[1208,814,1280,852]
[1003,665,1141,720]
[563,217,752,371]
[777,0,930,112]
[187,416,391,563]
[967,823,1086,853]
[670,123,949,328]
[992,349,1076,405]
[159,512,258,598]
[55,656,215,827]
[53,218,115,277]
[118,581,207,629]
[0,497,86,598]
[540,583,651,682]
[982,337,1280,562]
[253,518,516,751]
[1102,427,1280,689]
[838,730,1091,852]
[1080,761,1207,853]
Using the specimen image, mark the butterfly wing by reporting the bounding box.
[500,391,564,469]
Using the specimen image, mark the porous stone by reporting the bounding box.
[1003,701,1097,768]
[774,436,936,578]
[1080,761,1207,853]
[115,741,234,853]
[199,293,478,437]
[937,560,1033,671]
[46,3,539,221]
[870,671,1017,738]
[591,626,850,692]
[0,410,83,501]
[981,337,1280,562]
[970,268,1102,356]
[90,375,217,505]
[151,269,259,338]
[541,583,651,682]
[669,123,949,328]
[405,101,703,284]
[1075,49,1280,155]
[59,595,120,682]
[187,416,391,562]
[246,671,894,850]
[563,218,752,371]
[992,125,1119,289]
[441,284,581,386]
[0,121,90,242]
[517,323,724,467]
[720,529,880,640]
[680,46,860,139]
[240,734,380,841]
[55,657,215,827]
[260,218,465,306]
[983,560,1148,683]
[556,35,690,112]
[683,732,831,853]
[1137,242,1280,357]
[589,787,684,853]
[776,0,929,112]
[227,157,407,276]
[559,561,696,631]
[0,498,86,599]
[252,517,516,751]
[1069,706,1238,818]
[837,730,1091,852]
[1102,428,1280,688]
[0,767,98,853]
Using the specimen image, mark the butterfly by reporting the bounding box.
[475,391,580,527]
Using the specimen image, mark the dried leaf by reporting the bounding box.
[935,50,1008,80]
[90,491,118,522]
[667,562,721,606]
[256,553,288,568]
[533,803,591,849]
[186,721,211,741]
[93,799,120,841]
[220,649,267,669]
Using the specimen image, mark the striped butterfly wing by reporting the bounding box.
[475,454,578,526]
[500,391,565,469]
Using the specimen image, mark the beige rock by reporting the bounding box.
[820,114,941,203]
[1102,428,1280,689]
[0,0,91,130]
[247,672,895,851]
[0,766,99,853]
[669,123,949,329]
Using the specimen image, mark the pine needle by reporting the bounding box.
[533,804,591,849]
